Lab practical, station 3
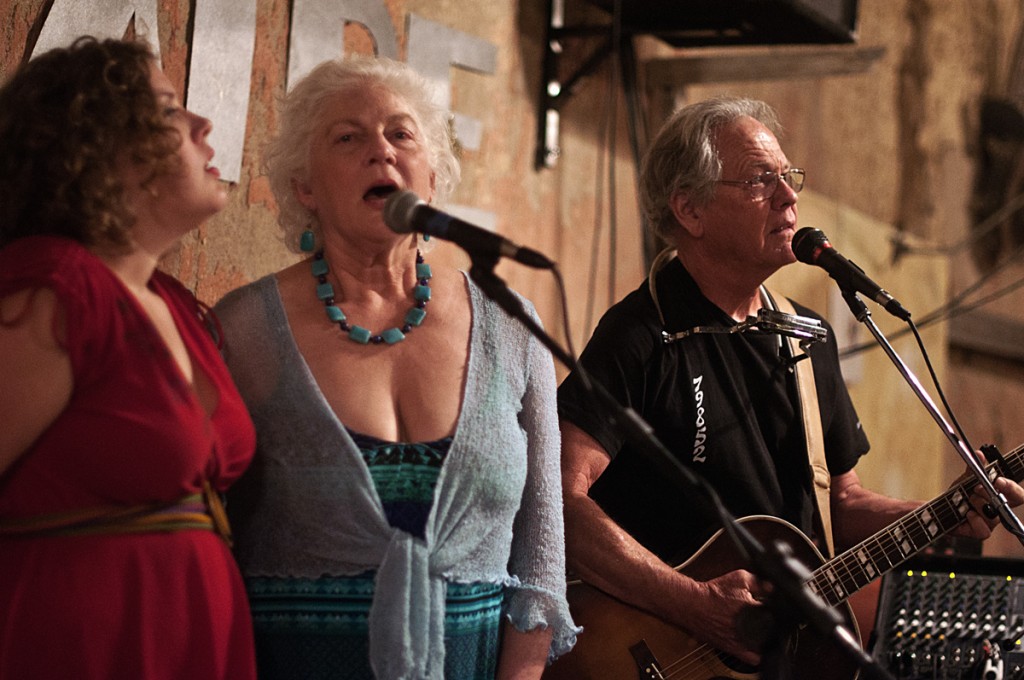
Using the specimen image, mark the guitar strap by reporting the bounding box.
[647,248,835,557]
[762,288,835,558]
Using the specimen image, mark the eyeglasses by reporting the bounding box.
[716,168,805,201]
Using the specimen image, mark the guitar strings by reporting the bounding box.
[658,644,733,679]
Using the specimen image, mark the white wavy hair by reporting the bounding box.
[264,55,461,253]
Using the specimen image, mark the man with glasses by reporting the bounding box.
[555,97,1023,674]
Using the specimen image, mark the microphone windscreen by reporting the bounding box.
[791,227,829,264]
[382,190,423,234]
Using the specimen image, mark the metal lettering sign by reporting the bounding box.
[33,0,161,57]
[187,0,258,185]
[288,0,398,86]
[406,13,496,151]
[29,0,497,184]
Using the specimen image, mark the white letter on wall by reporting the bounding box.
[186,0,257,183]
[32,0,161,58]
[406,14,496,151]
[288,0,398,88]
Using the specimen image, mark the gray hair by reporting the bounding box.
[639,97,781,242]
[265,55,461,252]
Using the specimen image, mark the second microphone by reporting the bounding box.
[383,190,554,269]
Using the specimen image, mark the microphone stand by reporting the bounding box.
[467,256,894,680]
[836,288,1024,546]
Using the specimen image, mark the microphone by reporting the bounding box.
[791,227,911,321]
[383,190,554,269]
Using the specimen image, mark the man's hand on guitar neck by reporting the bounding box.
[953,476,1024,540]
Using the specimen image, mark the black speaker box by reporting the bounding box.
[583,0,859,46]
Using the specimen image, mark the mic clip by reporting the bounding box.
[662,309,828,348]
[754,309,828,346]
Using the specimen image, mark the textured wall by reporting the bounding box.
[4,0,1024,558]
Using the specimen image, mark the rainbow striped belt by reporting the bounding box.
[0,480,233,546]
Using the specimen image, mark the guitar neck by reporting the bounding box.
[808,443,1024,607]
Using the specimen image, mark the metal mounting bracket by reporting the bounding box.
[535,0,619,170]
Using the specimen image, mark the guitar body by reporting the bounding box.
[545,516,860,680]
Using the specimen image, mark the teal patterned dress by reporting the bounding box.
[246,429,504,679]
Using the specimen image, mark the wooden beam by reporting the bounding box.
[950,309,1024,365]
[645,45,886,89]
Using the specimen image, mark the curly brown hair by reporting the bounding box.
[0,37,182,250]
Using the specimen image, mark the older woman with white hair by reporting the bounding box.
[214,55,577,680]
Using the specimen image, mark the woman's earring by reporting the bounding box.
[300,227,315,253]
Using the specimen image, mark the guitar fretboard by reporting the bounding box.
[808,444,1024,608]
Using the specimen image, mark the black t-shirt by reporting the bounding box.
[557,258,869,563]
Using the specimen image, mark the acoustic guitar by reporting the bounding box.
[545,443,1024,680]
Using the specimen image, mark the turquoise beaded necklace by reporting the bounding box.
[310,248,432,345]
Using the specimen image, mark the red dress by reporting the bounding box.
[0,236,257,680]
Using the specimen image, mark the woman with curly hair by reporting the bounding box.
[0,37,256,679]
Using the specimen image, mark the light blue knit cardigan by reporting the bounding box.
[214,272,578,679]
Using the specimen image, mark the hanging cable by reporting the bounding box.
[606,0,622,310]
[583,63,611,337]
[892,189,1024,257]
[582,0,624,345]
[839,240,1024,358]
